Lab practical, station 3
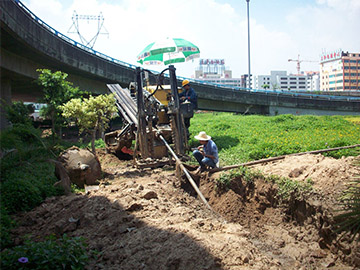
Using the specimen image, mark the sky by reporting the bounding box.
[21,0,360,79]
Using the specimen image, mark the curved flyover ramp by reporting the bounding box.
[1,0,359,118]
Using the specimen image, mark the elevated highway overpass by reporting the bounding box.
[1,0,359,129]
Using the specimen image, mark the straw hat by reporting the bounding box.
[194,131,211,141]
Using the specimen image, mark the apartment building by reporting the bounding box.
[305,71,320,91]
[320,51,360,91]
[253,71,314,91]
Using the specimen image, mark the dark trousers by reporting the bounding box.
[184,118,190,139]
[193,150,216,168]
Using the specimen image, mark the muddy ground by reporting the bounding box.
[12,150,360,270]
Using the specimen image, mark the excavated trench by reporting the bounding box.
[178,169,360,269]
[10,149,359,270]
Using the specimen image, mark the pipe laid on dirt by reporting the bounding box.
[158,135,213,211]
[210,143,360,173]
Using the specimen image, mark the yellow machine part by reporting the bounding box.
[144,85,182,106]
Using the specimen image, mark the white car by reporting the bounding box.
[24,102,47,121]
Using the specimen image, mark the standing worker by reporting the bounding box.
[179,79,198,138]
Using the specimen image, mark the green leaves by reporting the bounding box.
[2,101,33,126]
[0,234,88,270]
[61,94,116,133]
[36,69,88,135]
[60,94,117,152]
[216,167,313,202]
[335,167,360,242]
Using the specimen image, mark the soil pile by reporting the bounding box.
[199,154,360,269]
[251,154,359,199]
[11,151,360,270]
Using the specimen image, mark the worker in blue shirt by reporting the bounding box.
[179,79,197,107]
[193,131,219,171]
[179,79,198,139]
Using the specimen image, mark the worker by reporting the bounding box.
[179,79,198,138]
[193,131,218,172]
[179,79,197,107]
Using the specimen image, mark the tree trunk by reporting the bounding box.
[51,110,55,141]
[91,129,96,154]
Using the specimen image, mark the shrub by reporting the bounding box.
[335,158,360,242]
[0,124,63,216]
[1,234,88,270]
[216,167,313,201]
[1,178,43,214]
[0,124,39,152]
[0,205,14,248]
[8,124,40,144]
[3,101,33,126]
[216,167,262,189]
[86,138,106,149]
[265,174,313,201]
[0,124,43,166]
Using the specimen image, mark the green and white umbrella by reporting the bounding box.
[137,37,200,65]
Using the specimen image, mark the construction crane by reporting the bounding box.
[288,54,317,75]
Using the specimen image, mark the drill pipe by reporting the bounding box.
[158,135,212,211]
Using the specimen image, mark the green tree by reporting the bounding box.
[60,94,117,153]
[271,83,280,90]
[36,69,86,136]
[262,84,270,90]
[2,101,33,126]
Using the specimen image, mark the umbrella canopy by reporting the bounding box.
[137,37,200,65]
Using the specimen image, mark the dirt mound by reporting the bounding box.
[10,151,360,269]
[198,154,360,269]
[251,154,360,199]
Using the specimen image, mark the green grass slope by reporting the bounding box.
[188,113,360,165]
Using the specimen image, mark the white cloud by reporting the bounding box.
[316,0,360,11]
[285,0,360,74]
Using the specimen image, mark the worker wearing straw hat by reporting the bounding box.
[193,131,219,171]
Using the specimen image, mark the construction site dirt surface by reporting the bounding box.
[12,150,360,270]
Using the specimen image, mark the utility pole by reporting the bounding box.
[246,0,251,89]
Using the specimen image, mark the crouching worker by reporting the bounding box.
[193,131,219,172]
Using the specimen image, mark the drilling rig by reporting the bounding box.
[288,54,317,75]
[104,65,193,168]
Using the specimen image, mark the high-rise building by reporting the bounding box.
[320,50,360,91]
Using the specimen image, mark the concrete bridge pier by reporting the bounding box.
[0,78,12,130]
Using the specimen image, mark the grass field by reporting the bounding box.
[188,113,360,166]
